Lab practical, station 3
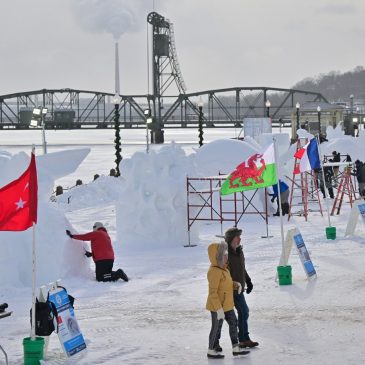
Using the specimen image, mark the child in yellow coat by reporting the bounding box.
[206,241,250,359]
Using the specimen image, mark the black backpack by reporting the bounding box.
[30,286,75,336]
[30,299,57,336]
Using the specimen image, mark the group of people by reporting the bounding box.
[206,227,258,359]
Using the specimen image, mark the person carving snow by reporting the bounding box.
[66,222,128,282]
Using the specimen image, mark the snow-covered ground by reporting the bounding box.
[1,127,365,365]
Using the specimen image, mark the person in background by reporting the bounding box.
[330,151,341,185]
[66,222,128,282]
[206,241,250,359]
[316,167,334,199]
[225,227,259,349]
[352,160,365,198]
[269,180,290,216]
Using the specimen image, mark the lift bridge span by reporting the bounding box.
[0,87,327,130]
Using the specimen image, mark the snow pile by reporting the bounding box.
[116,142,199,247]
[0,148,91,288]
[56,174,125,210]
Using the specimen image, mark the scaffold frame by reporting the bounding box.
[186,175,268,246]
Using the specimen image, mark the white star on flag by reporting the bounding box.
[15,198,26,210]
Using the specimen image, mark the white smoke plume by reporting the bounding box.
[73,0,162,40]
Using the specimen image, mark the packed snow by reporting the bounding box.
[0,126,364,365]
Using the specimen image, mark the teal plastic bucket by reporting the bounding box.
[23,337,44,365]
[326,226,336,240]
[277,265,292,285]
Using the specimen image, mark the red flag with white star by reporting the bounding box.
[0,153,38,231]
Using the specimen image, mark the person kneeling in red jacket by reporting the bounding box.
[66,222,128,282]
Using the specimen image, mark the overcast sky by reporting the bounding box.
[0,0,364,96]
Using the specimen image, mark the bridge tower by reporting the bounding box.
[147,12,186,143]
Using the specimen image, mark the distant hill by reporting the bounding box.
[292,66,365,102]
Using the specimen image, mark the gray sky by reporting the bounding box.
[0,0,364,96]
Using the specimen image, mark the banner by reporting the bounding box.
[293,232,317,279]
[345,200,364,236]
[48,288,86,357]
[278,228,317,280]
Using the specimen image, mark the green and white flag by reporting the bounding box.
[220,144,277,195]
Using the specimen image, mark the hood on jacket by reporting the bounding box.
[208,242,228,269]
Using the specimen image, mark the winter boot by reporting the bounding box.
[214,344,223,352]
[232,344,250,356]
[207,349,224,359]
[239,339,259,348]
[117,269,129,282]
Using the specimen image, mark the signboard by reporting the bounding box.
[48,288,86,357]
[345,200,365,236]
[293,232,317,279]
[277,227,317,281]
[243,118,272,142]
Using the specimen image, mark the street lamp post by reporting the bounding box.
[296,102,300,131]
[265,100,271,118]
[144,108,153,153]
[30,107,48,154]
[317,105,321,135]
[198,99,204,147]
[113,94,122,177]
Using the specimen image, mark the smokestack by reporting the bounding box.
[115,42,120,94]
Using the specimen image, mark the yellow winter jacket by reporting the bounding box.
[206,242,235,312]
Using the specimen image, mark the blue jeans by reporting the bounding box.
[234,292,250,341]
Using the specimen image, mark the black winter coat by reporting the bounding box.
[227,245,250,290]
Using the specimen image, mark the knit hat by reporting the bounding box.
[93,222,104,231]
[224,227,242,244]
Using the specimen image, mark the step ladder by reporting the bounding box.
[288,138,323,221]
[331,166,357,215]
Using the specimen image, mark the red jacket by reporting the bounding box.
[72,228,115,262]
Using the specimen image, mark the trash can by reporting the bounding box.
[326,226,336,240]
[23,337,44,365]
[277,265,292,285]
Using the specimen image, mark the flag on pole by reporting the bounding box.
[220,144,277,195]
[294,138,321,174]
[0,153,38,231]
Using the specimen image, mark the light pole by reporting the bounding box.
[265,100,271,118]
[144,108,153,153]
[113,94,122,177]
[198,99,204,147]
[296,102,300,131]
[317,105,321,134]
[30,107,48,154]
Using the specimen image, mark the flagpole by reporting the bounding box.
[273,137,285,252]
[31,145,36,340]
[316,135,332,227]
[31,222,36,340]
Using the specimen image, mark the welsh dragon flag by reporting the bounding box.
[220,144,277,195]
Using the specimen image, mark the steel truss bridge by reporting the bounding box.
[0,87,327,129]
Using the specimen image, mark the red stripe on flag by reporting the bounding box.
[0,153,38,231]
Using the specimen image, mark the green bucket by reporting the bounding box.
[326,226,336,240]
[23,337,45,365]
[277,265,292,285]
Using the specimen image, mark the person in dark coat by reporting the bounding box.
[352,160,365,198]
[316,166,334,199]
[330,151,341,184]
[225,227,259,348]
[66,222,128,282]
